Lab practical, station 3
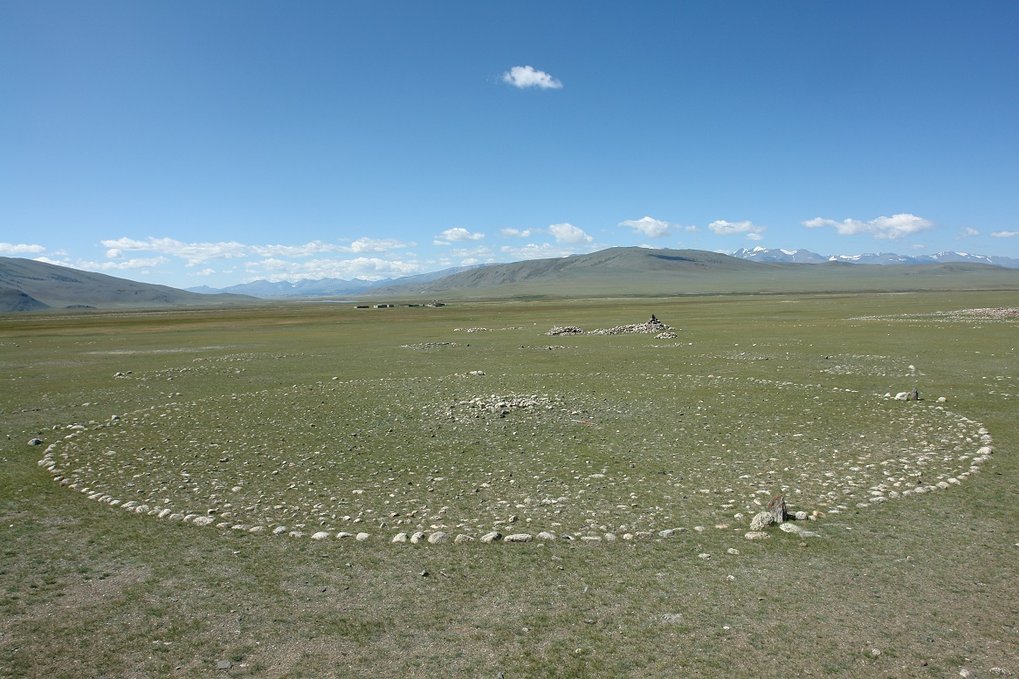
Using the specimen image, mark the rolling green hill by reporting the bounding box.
[371,246,1019,300]
[0,257,256,312]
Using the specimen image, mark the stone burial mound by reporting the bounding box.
[38,371,992,545]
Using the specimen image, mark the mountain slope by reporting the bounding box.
[370,247,1019,300]
[0,257,256,312]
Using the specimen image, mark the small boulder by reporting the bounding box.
[481,531,502,544]
[749,512,774,531]
[503,533,533,543]
[427,531,449,544]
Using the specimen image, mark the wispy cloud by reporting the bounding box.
[501,228,533,238]
[434,227,484,245]
[619,216,674,239]
[962,227,980,237]
[803,213,933,240]
[549,222,592,244]
[991,230,1019,238]
[101,236,413,265]
[102,237,249,266]
[502,65,563,90]
[36,256,168,272]
[0,242,46,255]
[499,243,582,260]
[244,257,422,282]
[708,220,766,239]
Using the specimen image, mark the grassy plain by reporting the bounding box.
[1,292,1017,677]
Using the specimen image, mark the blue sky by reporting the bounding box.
[2,1,1018,288]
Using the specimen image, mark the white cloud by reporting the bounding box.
[434,227,484,245]
[501,228,533,238]
[619,216,673,239]
[499,243,578,260]
[35,255,167,274]
[244,257,422,282]
[347,237,412,253]
[549,222,592,244]
[803,213,933,240]
[991,230,1019,238]
[962,227,980,237]
[102,237,249,266]
[451,246,493,260]
[501,65,563,90]
[0,242,46,255]
[100,236,414,265]
[708,220,766,237]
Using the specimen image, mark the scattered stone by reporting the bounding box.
[410,531,425,544]
[794,511,808,521]
[744,531,770,541]
[503,533,533,543]
[311,531,330,540]
[28,438,44,446]
[454,534,474,544]
[355,532,370,541]
[766,495,787,523]
[536,531,556,541]
[749,512,774,531]
[427,531,449,544]
[481,531,502,544]
[216,659,232,670]
[726,548,740,556]
[392,532,409,543]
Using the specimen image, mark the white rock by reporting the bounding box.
[481,531,502,544]
[410,531,425,544]
[355,532,370,541]
[749,512,774,531]
[392,532,409,543]
[427,531,449,544]
[536,531,556,541]
[504,533,533,543]
[311,531,331,540]
[454,534,474,544]
[744,531,770,541]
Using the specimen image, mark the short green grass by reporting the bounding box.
[2,292,1017,677]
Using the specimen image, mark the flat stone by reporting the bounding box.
[355,532,370,541]
[503,533,533,543]
[454,534,475,544]
[481,531,502,544]
[392,532,408,543]
[311,531,331,540]
[536,531,556,541]
[744,531,770,541]
[427,531,449,544]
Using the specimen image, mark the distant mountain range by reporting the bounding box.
[190,247,1019,299]
[730,246,1019,268]
[0,256,255,312]
[4,247,1019,312]
[189,265,477,298]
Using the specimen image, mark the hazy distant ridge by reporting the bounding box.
[731,246,1019,268]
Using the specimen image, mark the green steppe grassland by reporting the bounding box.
[1,291,1017,677]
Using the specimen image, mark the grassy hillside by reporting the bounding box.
[371,247,1019,300]
[0,257,256,312]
